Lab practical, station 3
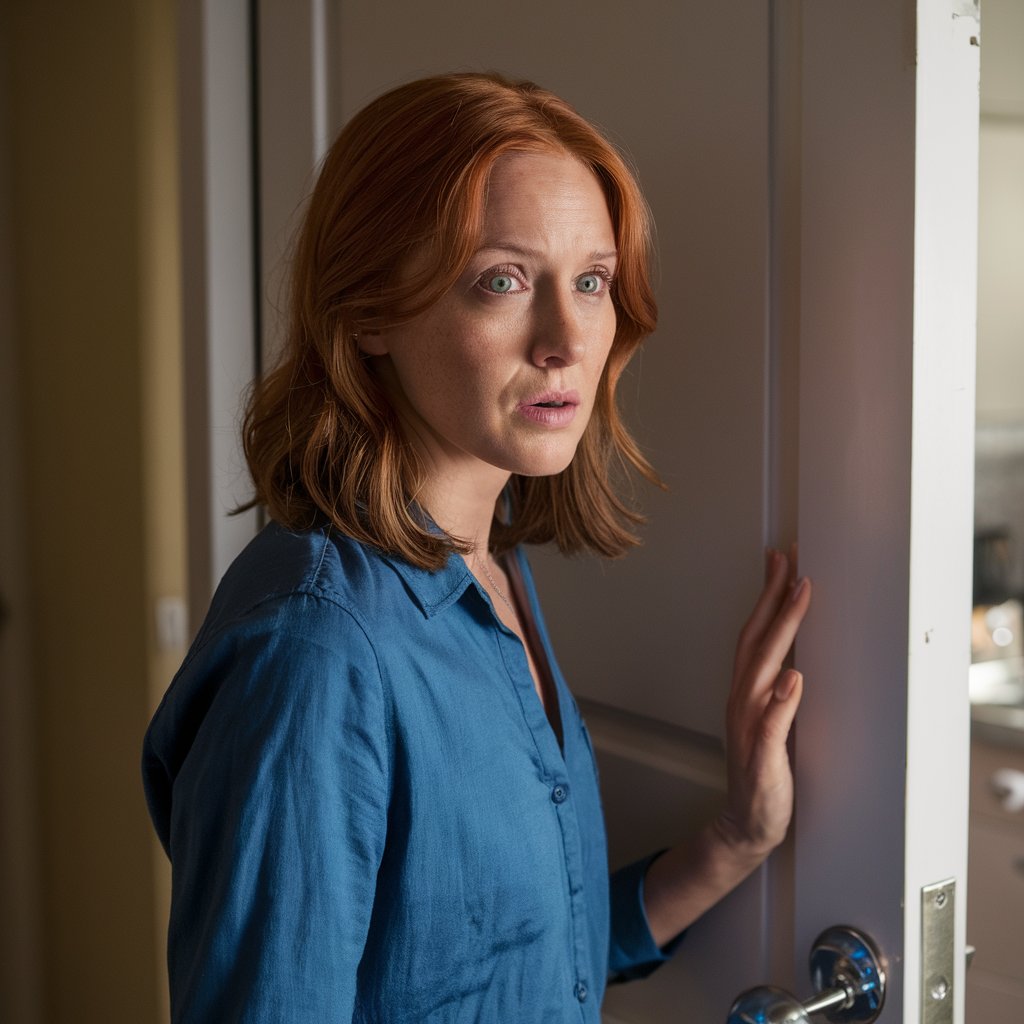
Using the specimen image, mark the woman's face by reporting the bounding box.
[364,150,618,494]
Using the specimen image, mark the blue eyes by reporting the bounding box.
[478,269,611,295]
[486,274,516,293]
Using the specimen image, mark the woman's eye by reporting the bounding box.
[484,273,518,293]
[576,273,607,295]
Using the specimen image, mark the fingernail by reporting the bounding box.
[774,672,797,701]
[790,577,807,603]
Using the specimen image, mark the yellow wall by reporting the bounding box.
[4,0,182,1019]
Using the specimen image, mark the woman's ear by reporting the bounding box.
[354,330,388,357]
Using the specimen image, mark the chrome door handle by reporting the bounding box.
[727,926,886,1024]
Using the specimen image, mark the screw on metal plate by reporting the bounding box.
[921,879,956,1024]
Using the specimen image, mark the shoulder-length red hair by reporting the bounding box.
[242,71,660,569]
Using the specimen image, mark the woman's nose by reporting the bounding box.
[529,289,588,368]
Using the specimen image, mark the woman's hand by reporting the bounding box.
[642,547,810,948]
[716,547,810,861]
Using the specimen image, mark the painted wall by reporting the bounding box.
[974,0,1024,594]
[976,0,1024,421]
[1,0,183,1020]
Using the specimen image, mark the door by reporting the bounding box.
[789,6,977,1024]
[184,0,979,1019]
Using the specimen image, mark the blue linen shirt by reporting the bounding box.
[143,522,674,1022]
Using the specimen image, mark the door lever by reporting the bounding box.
[727,926,886,1024]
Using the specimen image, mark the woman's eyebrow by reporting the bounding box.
[475,242,619,261]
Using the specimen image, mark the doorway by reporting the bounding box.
[966,1,1024,1019]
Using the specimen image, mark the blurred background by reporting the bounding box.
[966,2,1024,1019]
[1,2,181,1022]
[0,1,1021,1022]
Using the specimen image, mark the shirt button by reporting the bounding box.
[551,784,569,804]
[575,981,588,1003]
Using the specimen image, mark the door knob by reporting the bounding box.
[727,926,886,1024]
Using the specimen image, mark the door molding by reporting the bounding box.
[178,0,260,628]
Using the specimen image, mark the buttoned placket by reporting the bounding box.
[476,579,594,1020]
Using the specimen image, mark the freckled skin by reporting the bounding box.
[362,151,618,498]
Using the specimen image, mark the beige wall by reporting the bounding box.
[977,0,1024,421]
[2,0,182,1020]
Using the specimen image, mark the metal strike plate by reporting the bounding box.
[921,879,955,1024]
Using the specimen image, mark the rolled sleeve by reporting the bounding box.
[607,850,686,982]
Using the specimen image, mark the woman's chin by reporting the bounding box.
[504,444,580,479]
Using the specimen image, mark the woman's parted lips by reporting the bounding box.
[517,389,581,410]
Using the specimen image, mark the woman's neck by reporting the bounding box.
[416,464,511,559]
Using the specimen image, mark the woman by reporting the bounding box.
[143,71,809,1022]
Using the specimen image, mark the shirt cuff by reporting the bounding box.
[607,850,687,982]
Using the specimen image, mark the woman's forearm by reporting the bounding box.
[642,820,771,949]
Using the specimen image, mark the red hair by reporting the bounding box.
[242,71,660,568]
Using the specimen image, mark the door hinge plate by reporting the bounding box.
[921,878,956,1024]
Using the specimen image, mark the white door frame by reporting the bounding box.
[178,0,260,628]
[178,0,336,622]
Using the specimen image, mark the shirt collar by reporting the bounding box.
[380,549,476,619]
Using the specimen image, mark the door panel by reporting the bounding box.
[794,4,918,1015]
[796,5,976,1021]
